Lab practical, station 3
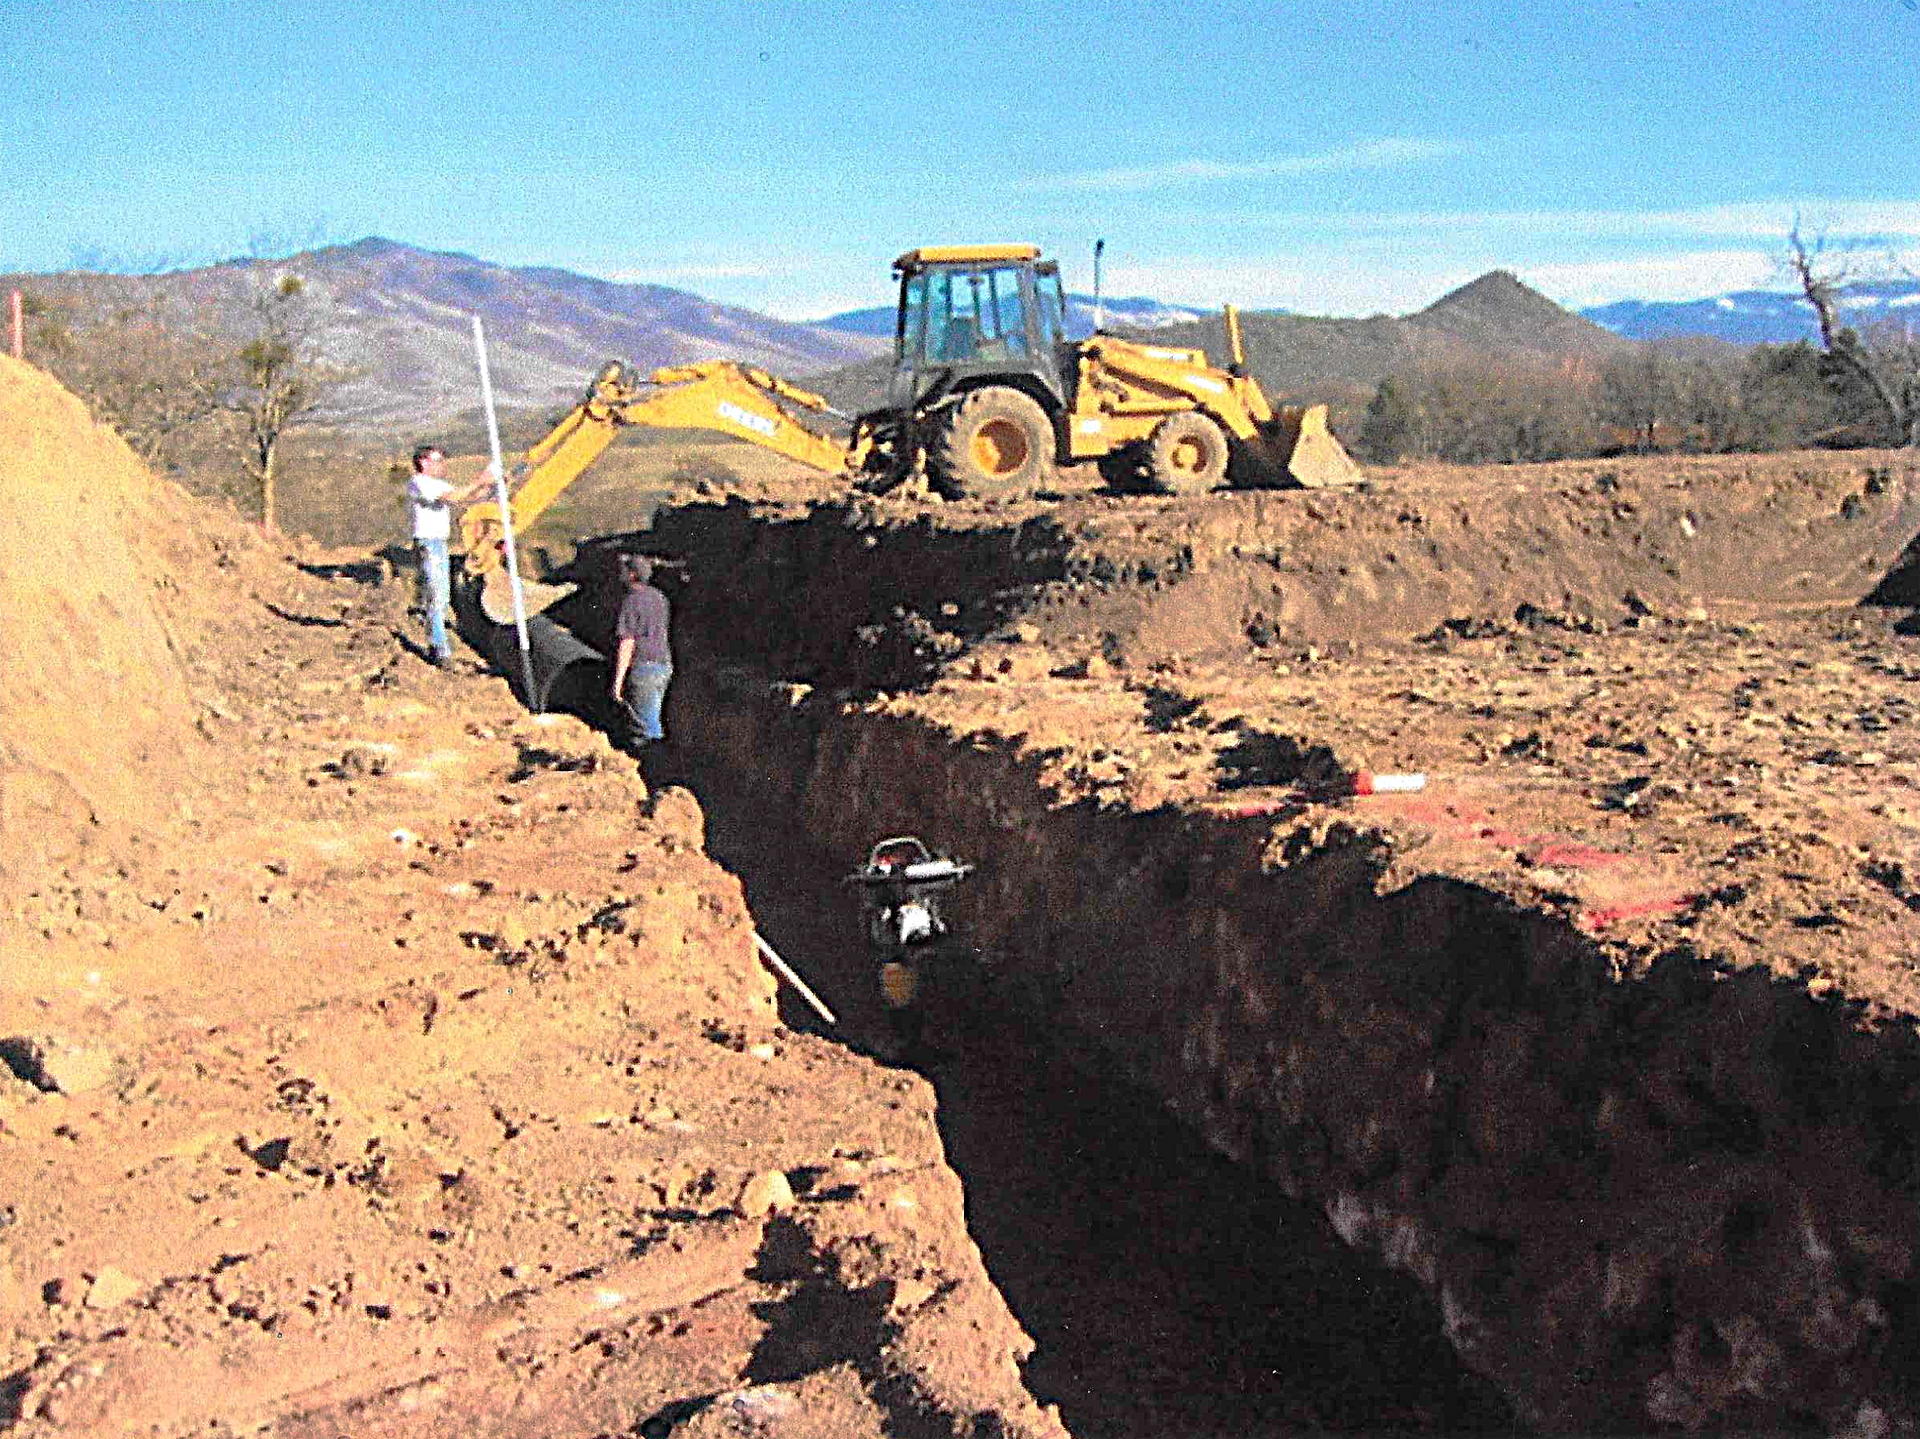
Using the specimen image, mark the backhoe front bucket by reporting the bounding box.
[1269,403,1363,489]
[478,566,576,626]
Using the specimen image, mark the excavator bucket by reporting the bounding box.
[1269,404,1364,489]
[478,565,575,625]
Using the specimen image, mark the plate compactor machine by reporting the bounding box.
[846,836,976,1054]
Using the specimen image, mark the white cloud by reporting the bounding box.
[588,202,1920,322]
[1171,199,1920,245]
[609,262,784,283]
[1516,249,1784,307]
[1023,138,1470,194]
[764,293,894,323]
[1093,255,1493,317]
[1519,242,1920,308]
[1078,243,1826,317]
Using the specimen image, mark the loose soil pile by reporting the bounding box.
[1,357,217,891]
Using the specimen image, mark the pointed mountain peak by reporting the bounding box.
[1420,270,1559,320]
[1414,269,1623,353]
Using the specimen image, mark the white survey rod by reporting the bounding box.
[752,931,837,1025]
[471,315,538,711]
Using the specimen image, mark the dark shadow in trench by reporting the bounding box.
[453,557,1524,1434]
[645,747,1523,1439]
[1863,521,1920,612]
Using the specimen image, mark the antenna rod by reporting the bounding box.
[1092,238,1106,333]
[471,315,539,712]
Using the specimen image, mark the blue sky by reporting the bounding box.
[5,0,1918,320]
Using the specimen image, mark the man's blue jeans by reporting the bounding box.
[621,663,673,742]
[417,537,451,659]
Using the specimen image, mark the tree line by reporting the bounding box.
[1357,227,1918,465]
[1353,338,1874,464]
[14,267,342,531]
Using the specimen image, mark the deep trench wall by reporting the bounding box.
[640,455,1920,685]
[633,497,1073,682]
[679,671,1920,1435]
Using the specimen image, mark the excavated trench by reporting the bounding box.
[647,756,1514,1436]
[495,458,1920,1435]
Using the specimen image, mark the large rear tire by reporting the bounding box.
[929,387,1056,499]
[1145,411,1229,495]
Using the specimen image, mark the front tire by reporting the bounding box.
[929,388,1056,499]
[1145,411,1229,495]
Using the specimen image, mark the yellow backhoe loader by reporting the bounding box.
[462,244,1359,578]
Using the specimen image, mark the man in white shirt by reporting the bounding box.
[406,445,493,667]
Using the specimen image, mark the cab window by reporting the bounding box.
[898,272,928,362]
[1036,268,1067,346]
[926,265,1031,361]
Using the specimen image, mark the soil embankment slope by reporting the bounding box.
[0,356,222,892]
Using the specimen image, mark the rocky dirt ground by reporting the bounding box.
[628,443,1920,1433]
[6,341,1920,1436]
[635,445,1920,1016]
[0,357,1068,1439]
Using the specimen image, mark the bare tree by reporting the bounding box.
[1358,354,1597,464]
[227,270,345,532]
[1787,223,1920,446]
[1598,345,1676,452]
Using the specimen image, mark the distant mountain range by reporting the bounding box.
[4,238,888,433]
[10,237,1912,436]
[1578,279,1920,345]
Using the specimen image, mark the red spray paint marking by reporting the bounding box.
[1202,776,1699,933]
[1524,841,1630,871]
[1576,894,1698,932]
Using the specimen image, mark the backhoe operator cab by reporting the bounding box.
[889,245,1070,409]
[882,244,1362,499]
[885,245,1071,499]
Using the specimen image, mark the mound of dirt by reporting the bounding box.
[0,356,206,890]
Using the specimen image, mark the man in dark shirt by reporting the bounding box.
[610,554,672,752]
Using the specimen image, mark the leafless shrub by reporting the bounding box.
[1787,222,1920,447]
[1360,354,1599,464]
[27,292,228,470]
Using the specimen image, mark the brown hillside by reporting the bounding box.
[5,240,889,435]
[1413,269,1624,356]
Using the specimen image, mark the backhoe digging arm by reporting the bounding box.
[462,360,864,575]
